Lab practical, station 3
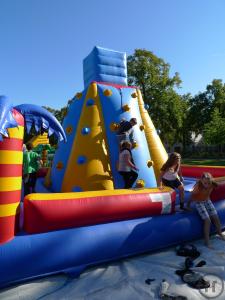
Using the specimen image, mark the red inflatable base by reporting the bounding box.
[24,189,176,234]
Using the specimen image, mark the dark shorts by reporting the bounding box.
[162,178,182,189]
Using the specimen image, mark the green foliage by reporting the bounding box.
[187,92,213,135]
[33,51,225,151]
[182,158,225,166]
[127,49,188,147]
[43,99,72,145]
[127,49,181,98]
[43,106,66,124]
[206,79,225,117]
[203,109,225,145]
[187,79,225,136]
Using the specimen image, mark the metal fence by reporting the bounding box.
[181,145,225,158]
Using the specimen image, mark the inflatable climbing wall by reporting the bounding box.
[50,46,168,192]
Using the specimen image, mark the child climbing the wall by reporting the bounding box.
[118,140,139,188]
[116,117,137,147]
[158,152,185,210]
[187,172,225,248]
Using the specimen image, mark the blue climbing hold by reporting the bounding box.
[86,99,95,106]
[77,155,87,164]
[72,186,82,192]
[81,127,90,135]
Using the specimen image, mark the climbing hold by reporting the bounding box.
[56,161,63,170]
[132,141,138,149]
[63,108,68,117]
[75,92,82,99]
[86,99,95,106]
[147,160,154,168]
[77,155,87,165]
[66,125,73,134]
[136,179,145,188]
[131,92,137,98]
[72,186,82,192]
[110,122,120,131]
[139,124,145,131]
[103,89,112,97]
[81,127,90,135]
[122,104,130,112]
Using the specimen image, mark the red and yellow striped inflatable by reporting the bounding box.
[0,109,24,243]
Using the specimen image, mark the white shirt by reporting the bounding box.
[162,168,178,180]
[118,150,131,172]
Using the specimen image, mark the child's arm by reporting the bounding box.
[212,179,220,187]
[178,167,184,182]
[186,184,199,211]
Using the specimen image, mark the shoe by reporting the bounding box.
[195,260,206,268]
[180,270,210,289]
[161,293,188,300]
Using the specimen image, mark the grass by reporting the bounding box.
[182,159,225,166]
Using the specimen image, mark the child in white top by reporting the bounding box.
[158,152,185,209]
[118,140,139,188]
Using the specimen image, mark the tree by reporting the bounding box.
[187,92,212,136]
[206,79,225,117]
[203,109,225,145]
[187,79,225,138]
[43,106,67,125]
[127,49,186,147]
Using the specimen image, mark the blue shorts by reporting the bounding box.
[195,200,217,220]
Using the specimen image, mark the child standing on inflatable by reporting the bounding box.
[187,172,225,248]
[23,143,42,196]
[158,152,185,210]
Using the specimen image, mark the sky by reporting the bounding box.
[1,0,225,109]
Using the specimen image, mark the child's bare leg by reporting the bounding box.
[211,215,225,240]
[178,185,184,209]
[204,218,211,247]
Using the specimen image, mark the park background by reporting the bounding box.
[1,0,225,162]
[1,2,225,299]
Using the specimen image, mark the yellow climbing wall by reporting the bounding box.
[61,83,114,192]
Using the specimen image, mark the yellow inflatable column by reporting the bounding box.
[136,89,168,181]
[62,83,113,192]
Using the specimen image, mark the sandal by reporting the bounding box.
[184,257,194,269]
[176,244,200,259]
[181,270,210,289]
[145,278,155,285]
[161,294,187,300]
[195,260,206,268]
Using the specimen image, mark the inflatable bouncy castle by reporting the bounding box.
[0,46,225,289]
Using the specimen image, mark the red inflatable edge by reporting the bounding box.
[181,164,225,178]
[24,190,176,234]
